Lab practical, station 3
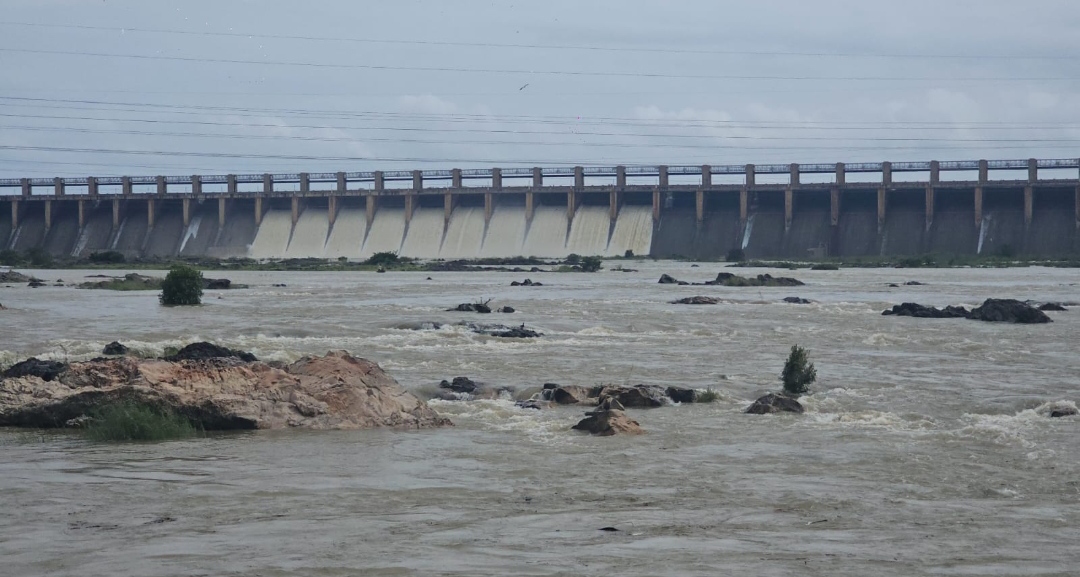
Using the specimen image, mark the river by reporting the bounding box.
[1,263,1078,576]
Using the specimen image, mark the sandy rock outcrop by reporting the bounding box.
[0,350,451,431]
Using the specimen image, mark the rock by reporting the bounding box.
[905,281,926,286]
[745,393,805,415]
[887,283,900,288]
[102,341,128,356]
[498,306,515,313]
[515,399,550,410]
[165,342,258,363]
[671,296,720,305]
[510,279,543,287]
[0,350,451,430]
[272,283,288,288]
[967,299,1051,324]
[690,264,700,268]
[706,272,804,287]
[488,326,542,338]
[882,303,969,319]
[666,386,696,404]
[28,279,46,288]
[203,278,231,290]
[449,303,492,314]
[572,399,644,436]
[542,384,593,405]
[658,274,681,284]
[439,376,479,394]
[0,271,31,283]
[597,385,668,408]
[1050,407,1077,418]
[2,358,68,382]
[1038,303,1068,312]
[783,297,812,304]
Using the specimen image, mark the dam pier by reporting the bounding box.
[2,158,1079,260]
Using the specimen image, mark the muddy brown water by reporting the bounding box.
[1,263,1078,576]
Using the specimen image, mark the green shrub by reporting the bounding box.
[84,401,200,442]
[160,264,203,306]
[624,249,635,258]
[566,253,582,265]
[364,252,400,266]
[580,256,603,272]
[726,248,747,262]
[0,249,23,266]
[781,345,817,396]
[27,247,53,267]
[695,388,720,403]
[88,251,126,264]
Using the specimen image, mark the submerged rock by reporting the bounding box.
[1038,303,1068,312]
[202,278,232,290]
[658,274,688,285]
[102,341,129,356]
[2,358,68,382]
[165,342,258,363]
[439,376,479,394]
[783,297,813,304]
[510,279,543,287]
[0,350,451,430]
[1050,407,1077,418]
[672,296,720,305]
[572,399,643,436]
[499,306,516,313]
[745,393,805,415]
[449,303,492,313]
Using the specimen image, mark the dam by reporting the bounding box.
[2,158,1079,260]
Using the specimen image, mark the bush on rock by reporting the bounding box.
[160,265,204,306]
[781,344,816,396]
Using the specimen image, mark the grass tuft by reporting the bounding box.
[83,401,201,442]
[695,388,720,403]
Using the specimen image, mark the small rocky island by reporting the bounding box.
[0,343,450,430]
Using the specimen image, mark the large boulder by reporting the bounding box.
[572,399,643,436]
[882,303,969,318]
[745,393,805,415]
[0,350,451,430]
[2,358,68,382]
[449,303,492,313]
[967,299,1051,324]
[439,376,479,394]
[165,342,258,363]
[597,385,668,408]
[658,274,688,285]
[541,383,594,405]
[102,341,129,356]
[707,273,804,287]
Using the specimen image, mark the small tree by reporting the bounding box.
[160,264,203,306]
[364,252,399,267]
[781,345,816,396]
[565,253,582,265]
[579,256,603,272]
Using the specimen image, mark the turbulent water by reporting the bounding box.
[1,263,1078,576]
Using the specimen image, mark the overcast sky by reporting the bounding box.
[1,0,1078,178]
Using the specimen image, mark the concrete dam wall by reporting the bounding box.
[3,159,1079,259]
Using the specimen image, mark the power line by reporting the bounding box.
[3,97,1079,131]
[1,47,1074,82]
[0,20,1072,62]
[4,124,1078,146]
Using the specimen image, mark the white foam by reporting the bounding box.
[521,207,567,257]
[249,210,293,259]
[324,209,367,259]
[361,208,406,258]
[399,209,445,259]
[479,206,526,257]
[178,214,202,254]
[284,209,329,258]
[566,206,611,256]
[741,213,755,250]
[607,205,653,257]
[440,206,485,258]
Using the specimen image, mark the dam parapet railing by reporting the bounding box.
[2,158,1079,259]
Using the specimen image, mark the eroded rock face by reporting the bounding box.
[745,393,805,415]
[0,351,451,431]
[572,399,643,436]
